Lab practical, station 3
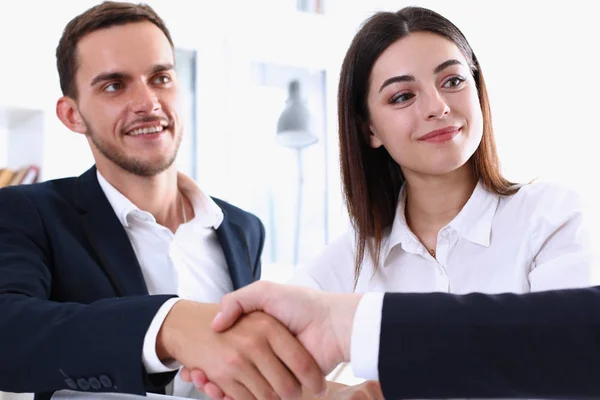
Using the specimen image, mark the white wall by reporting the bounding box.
[6,112,44,170]
[0,126,7,169]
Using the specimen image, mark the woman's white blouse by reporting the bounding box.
[291,180,598,296]
[290,180,598,391]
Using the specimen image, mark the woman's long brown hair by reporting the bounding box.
[337,7,517,286]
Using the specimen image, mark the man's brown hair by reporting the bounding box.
[56,1,174,99]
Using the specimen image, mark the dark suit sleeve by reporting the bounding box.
[253,216,266,280]
[378,288,600,399]
[0,188,175,395]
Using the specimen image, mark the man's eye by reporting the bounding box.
[154,75,171,84]
[103,82,122,92]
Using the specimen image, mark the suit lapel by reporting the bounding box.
[216,211,254,290]
[75,167,148,297]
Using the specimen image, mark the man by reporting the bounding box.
[0,2,326,400]
[190,281,600,399]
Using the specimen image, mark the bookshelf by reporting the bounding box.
[0,105,44,187]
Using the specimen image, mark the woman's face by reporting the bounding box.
[366,31,483,178]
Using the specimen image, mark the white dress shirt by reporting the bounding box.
[97,171,232,399]
[290,180,598,381]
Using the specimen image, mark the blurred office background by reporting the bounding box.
[0,0,599,397]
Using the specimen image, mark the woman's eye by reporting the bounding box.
[390,92,415,104]
[443,76,465,88]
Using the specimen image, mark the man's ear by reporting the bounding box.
[56,96,86,135]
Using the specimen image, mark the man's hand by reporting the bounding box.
[156,299,326,400]
[211,281,363,374]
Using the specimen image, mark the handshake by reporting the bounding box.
[155,282,381,400]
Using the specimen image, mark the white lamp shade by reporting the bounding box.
[276,80,317,148]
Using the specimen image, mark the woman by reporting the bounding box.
[184,6,597,399]
[288,7,594,295]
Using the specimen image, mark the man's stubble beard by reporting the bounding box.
[83,117,182,177]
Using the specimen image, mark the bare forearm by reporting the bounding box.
[156,300,220,362]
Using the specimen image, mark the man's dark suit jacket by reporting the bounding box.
[379,289,600,399]
[0,166,264,400]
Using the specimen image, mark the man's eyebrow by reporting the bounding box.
[89,63,175,87]
[150,63,174,74]
[90,71,129,87]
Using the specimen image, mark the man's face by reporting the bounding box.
[65,21,183,177]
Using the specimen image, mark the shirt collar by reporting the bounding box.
[97,170,223,229]
[178,173,223,229]
[385,186,413,256]
[384,180,500,259]
[448,180,499,247]
[97,171,137,228]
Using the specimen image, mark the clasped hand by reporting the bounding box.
[166,282,382,400]
[156,298,326,400]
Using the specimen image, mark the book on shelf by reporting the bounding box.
[0,164,40,188]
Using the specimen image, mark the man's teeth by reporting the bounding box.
[128,126,164,136]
